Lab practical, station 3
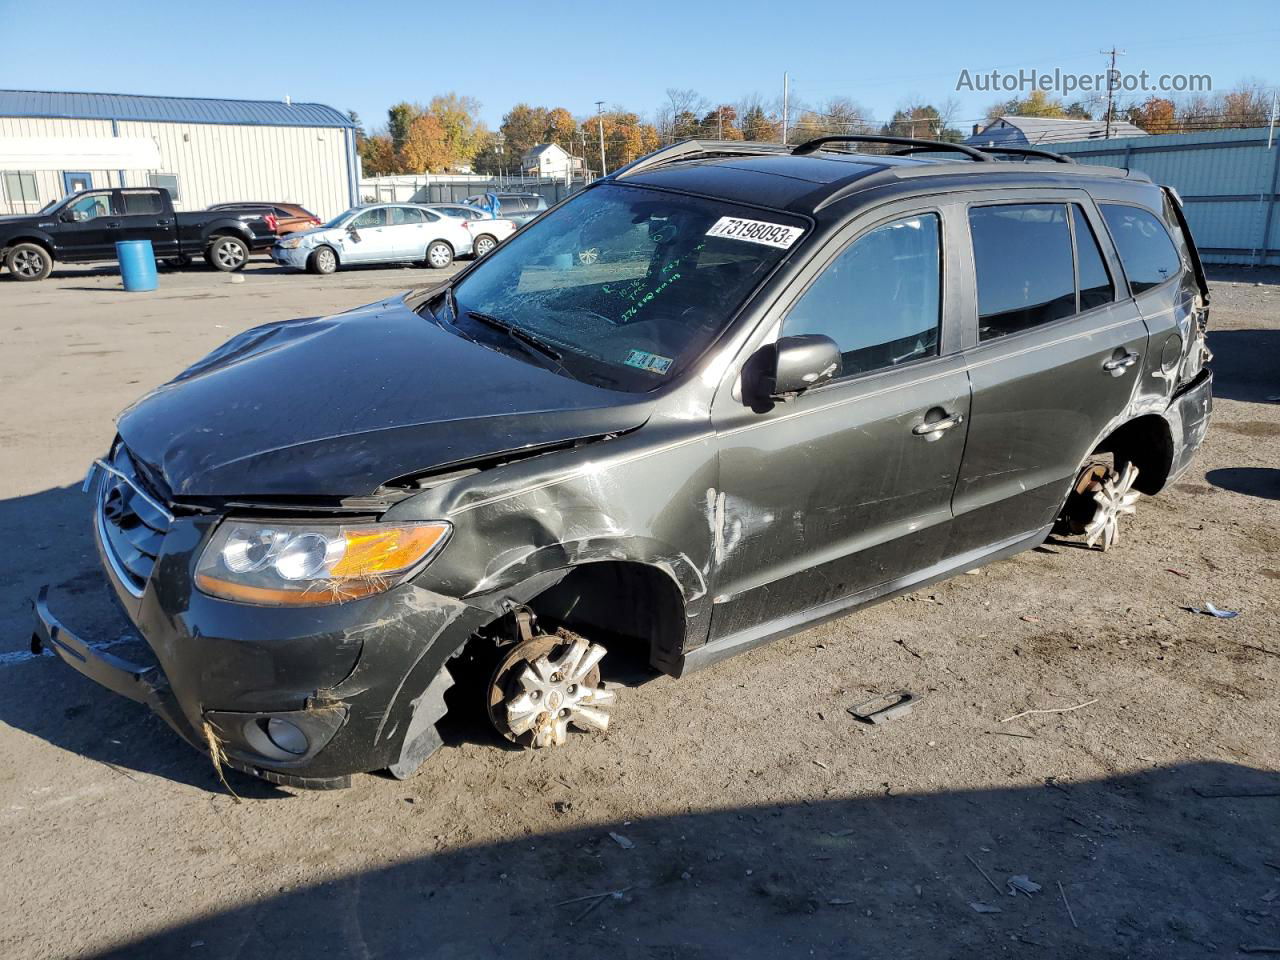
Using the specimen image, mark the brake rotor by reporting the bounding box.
[486,630,615,748]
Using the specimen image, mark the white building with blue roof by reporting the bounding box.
[0,89,358,217]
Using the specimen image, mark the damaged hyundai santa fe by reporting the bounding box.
[34,135,1212,789]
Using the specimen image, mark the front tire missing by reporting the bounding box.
[486,631,614,748]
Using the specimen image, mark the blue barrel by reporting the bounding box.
[116,240,158,292]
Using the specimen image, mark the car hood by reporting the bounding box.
[116,296,654,498]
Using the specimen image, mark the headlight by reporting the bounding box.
[278,236,304,249]
[195,520,450,606]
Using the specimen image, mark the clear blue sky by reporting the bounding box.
[2,0,1276,132]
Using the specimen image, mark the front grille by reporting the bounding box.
[95,443,172,597]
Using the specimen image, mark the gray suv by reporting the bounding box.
[35,135,1211,789]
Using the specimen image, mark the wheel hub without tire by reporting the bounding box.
[487,632,615,748]
[1083,462,1140,551]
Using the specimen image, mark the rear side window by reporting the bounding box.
[121,191,163,215]
[970,204,1075,341]
[784,213,941,376]
[1072,205,1115,310]
[1100,203,1181,294]
[389,206,425,224]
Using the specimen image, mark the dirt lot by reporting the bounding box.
[1,260,1277,960]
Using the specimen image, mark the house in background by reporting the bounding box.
[520,143,583,179]
[967,115,1148,147]
[0,89,358,217]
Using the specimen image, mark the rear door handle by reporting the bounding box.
[1103,351,1140,375]
[156,218,171,226]
[912,412,964,437]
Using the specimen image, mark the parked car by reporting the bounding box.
[462,191,548,225]
[206,202,323,235]
[0,187,274,280]
[35,136,1212,789]
[270,203,471,274]
[425,203,517,256]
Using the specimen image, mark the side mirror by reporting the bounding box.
[59,210,77,223]
[754,335,842,400]
[346,225,360,241]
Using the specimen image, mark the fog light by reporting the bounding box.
[266,717,309,756]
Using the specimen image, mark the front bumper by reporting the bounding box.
[271,244,310,269]
[34,509,493,789]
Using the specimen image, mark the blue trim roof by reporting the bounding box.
[0,89,355,129]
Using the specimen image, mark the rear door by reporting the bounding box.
[946,192,1147,556]
[114,189,179,258]
[709,201,973,641]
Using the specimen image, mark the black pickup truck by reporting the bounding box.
[0,187,275,281]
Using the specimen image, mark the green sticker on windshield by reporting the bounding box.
[623,349,674,375]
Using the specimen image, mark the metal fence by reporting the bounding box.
[358,174,585,208]
[1051,127,1280,266]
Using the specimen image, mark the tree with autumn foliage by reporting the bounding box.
[583,110,660,174]
[1127,96,1176,134]
[358,134,398,176]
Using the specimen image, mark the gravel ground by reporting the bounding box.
[0,261,1277,960]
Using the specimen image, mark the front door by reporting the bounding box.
[52,191,117,262]
[339,207,397,263]
[62,172,92,194]
[946,195,1148,556]
[113,188,179,258]
[709,206,972,643]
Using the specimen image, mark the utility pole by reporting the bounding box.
[595,100,607,179]
[781,72,789,145]
[1101,46,1125,139]
[1267,89,1278,150]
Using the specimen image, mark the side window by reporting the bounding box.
[390,206,425,224]
[1100,203,1182,294]
[784,213,941,376]
[1072,205,1115,310]
[351,208,387,228]
[121,191,164,215]
[66,192,114,222]
[970,203,1075,341]
[421,210,440,222]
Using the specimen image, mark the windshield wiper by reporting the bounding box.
[466,311,563,363]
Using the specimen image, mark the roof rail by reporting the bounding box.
[972,145,1075,164]
[611,139,789,180]
[791,134,993,162]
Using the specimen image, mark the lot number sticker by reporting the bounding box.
[705,217,804,249]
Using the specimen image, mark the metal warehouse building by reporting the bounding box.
[0,89,358,218]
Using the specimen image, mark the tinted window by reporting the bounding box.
[422,210,440,222]
[350,208,387,228]
[970,203,1075,341]
[121,191,163,215]
[785,213,941,376]
[1072,205,1114,310]
[1101,203,1181,294]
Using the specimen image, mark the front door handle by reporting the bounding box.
[912,411,964,437]
[106,221,121,228]
[156,218,172,226]
[1103,351,1140,375]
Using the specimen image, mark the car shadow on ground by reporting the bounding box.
[1205,328,1280,404]
[78,760,1280,959]
[1206,467,1280,500]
